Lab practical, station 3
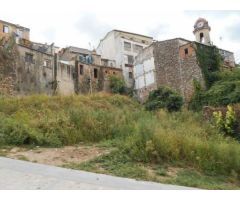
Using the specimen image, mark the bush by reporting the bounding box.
[0,94,141,146]
[1,94,240,177]
[145,86,183,112]
[109,75,126,94]
[189,80,240,110]
[189,69,240,111]
[213,105,238,138]
[0,115,44,146]
[122,110,240,176]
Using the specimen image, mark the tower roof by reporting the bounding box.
[193,17,211,33]
[194,18,208,28]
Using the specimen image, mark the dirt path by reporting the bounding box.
[4,145,109,166]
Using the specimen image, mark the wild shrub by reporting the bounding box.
[109,75,126,94]
[0,115,43,146]
[1,94,240,177]
[189,80,240,110]
[0,94,141,146]
[189,68,240,111]
[213,105,237,137]
[145,86,183,112]
[122,109,240,176]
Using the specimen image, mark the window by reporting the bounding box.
[3,25,9,33]
[94,68,98,78]
[25,53,34,63]
[44,59,51,67]
[200,33,204,43]
[17,29,23,38]
[42,69,47,78]
[127,55,134,65]
[105,70,108,74]
[184,48,188,55]
[79,65,84,75]
[133,44,143,53]
[124,42,131,51]
[129,72,133,79]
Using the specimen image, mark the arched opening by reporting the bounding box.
[200,32,204,43]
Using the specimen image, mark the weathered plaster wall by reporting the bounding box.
[100,66,122,92]
[218,49,235,67]
[97,30,153,88]
[0,21,30,41]
[75,59,123,94]
[56,60,75,95]
[16,45,54,95]
[134,45,157,102]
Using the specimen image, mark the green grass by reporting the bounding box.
[17,155,29,161]
[63,150,240,189]
[1,93,240,189]
[64,151,150,181]
[168,169,240,190]
[0,93,141,147]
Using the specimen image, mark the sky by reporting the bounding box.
[1,0,240,63]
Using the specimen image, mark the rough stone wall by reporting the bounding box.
[100,66,122,92]
[0,36,18,95]
[153,39,204,102]
[153,39,184,95]
[179,43,205,102]
[136,83,157,103]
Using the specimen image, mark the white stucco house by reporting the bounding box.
[96,30,153,87]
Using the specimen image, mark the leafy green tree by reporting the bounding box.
[145,86,183,112]
[109,75,126,94]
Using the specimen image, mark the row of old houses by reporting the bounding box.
[0,18,236,101]
[0,19,122,96]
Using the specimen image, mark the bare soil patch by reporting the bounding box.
[6,145,109,166]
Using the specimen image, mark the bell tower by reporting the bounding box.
[193,18,211,45]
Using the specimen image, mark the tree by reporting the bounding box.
[145,86,183,112]
[109,75,126,94]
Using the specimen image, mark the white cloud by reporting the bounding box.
[0,0,240,62]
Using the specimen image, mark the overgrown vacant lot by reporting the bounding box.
[0,93,240,189]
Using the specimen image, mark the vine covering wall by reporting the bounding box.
[195,43,223,89]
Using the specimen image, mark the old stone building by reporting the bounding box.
[1,18,236,98]
[0,19,30,41]
[74,54,122,94]
[0,20,122,96]
[56,46,122,95]
[134,18,236,102]
[97,30,153,88]
[16,39,55,95]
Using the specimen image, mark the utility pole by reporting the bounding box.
[89,42,93,94]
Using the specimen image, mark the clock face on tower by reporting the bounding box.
[197,22,204,28]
